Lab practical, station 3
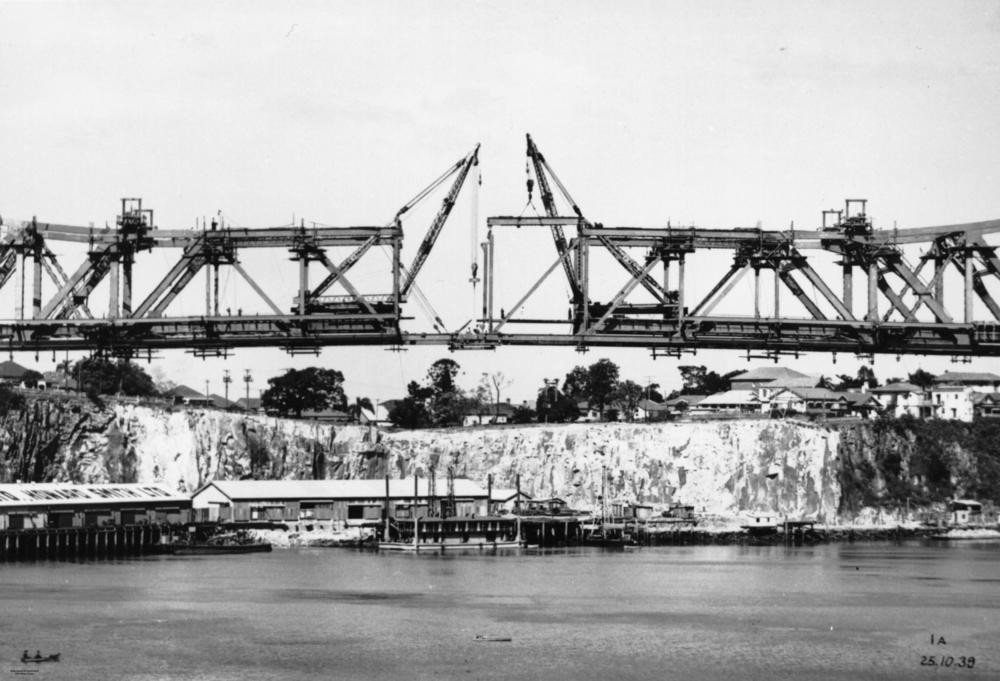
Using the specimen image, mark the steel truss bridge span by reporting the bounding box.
[2,137,1000,360]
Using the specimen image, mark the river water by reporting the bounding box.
[2,541,998,680]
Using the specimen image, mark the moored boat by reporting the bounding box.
[378,538,521,552]
[170,542,272,555]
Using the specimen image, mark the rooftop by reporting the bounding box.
[730,367,809,383]
[872,382,922,394]
[0,482,188,508]
[933,371,1000,385]
[696,389,760,406]
[0,360,31,380]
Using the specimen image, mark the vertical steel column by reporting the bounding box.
[481,241,489,325]
[31,240,42,319]
[18,253,25,319]
[964,249,974,323]
[109,259,120,319]
[213,264,220,316]
[773,267,780,318]
[677,254,686,322]
[753,268,760,319]
[298,252,308,317]
[662,257,670,320]
[122,254,133,317]
[867,260,878,321]
[579,236,589,332]
[842,264,853,317]
[934,255,945,302]
[487,229,495,329]
[204,253,211,315]
[392,228,402,327]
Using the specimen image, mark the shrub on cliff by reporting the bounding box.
[70,357,158,397]
[0,385,25,413]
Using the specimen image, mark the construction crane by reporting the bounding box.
[399,145,480,298]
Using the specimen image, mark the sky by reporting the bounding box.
[1,0,999,405]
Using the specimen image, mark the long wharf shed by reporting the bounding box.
[190,478,490,524]
[0,483,191,530]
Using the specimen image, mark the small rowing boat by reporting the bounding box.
[474,635,512,642]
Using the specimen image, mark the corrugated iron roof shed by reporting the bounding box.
[168,384,205,398]
[697,390,760,406]
[731,367,809,383]
[0,482,188,508]
[933,371,1000,385]
[201,478,488,501]
[781,387,840,400]
[872,382,922,393]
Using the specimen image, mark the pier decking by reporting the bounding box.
[0,525,174,561]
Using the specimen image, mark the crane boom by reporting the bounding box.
[400,145,480,297]
[526,134,582,301]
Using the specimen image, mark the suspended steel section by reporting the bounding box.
[2,138,1000,359]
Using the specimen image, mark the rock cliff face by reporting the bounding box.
[1,395,996,523]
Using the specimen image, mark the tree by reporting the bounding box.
[424,358,465,427]
[427,358,460,394]
[261,367,347,418]
[612,380,644,421]
[347,396,374,423]
[509,405,536,424]
[536,380,579,423]
[73,357,158,397]
[586,358,620,418]
[562,366,590,400]
[479,371,512,421]
[676,365,733,395]
[834,365,880,391]
[389,359,467,428]
[644,382,664,403]
[908,369,936,389]
[388,381,432,428]
[21,369,43,389]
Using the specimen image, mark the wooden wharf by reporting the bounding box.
[378,515,586,551]
[0,525,176,562]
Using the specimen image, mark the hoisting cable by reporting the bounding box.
[469,158,481,319]
[379,246,449,333]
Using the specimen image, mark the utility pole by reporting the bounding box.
[223,369,232,405]
[244,369,253,410]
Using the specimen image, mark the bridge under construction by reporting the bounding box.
[1,136,999,360]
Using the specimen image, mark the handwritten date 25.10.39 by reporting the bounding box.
[920,656,975,669]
